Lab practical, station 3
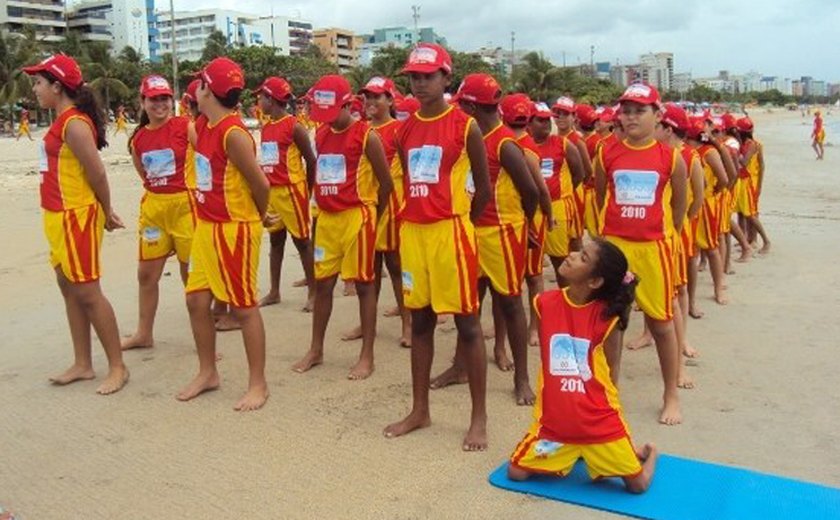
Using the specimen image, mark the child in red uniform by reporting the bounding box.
[812,110,825,160]
[508,239,657,493]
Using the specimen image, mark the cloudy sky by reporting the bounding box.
[160,0,839,81]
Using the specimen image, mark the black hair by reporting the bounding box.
[217,88,242,109]
[508,121,528,129]
[475,103,499,115]
[725,127,740,141]
[128,108,150,153]
[589,238,638,331]
[739,130,753,141]
[673,127,686,139]
[580,122,596,132]
[41,72,108,150]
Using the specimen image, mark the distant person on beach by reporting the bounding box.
[114,105,128,135]
[24,54,129,394]
[16,108,32,141]
[507,239,657,494]
[812,110,825,160]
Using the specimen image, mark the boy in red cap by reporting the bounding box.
[430,75,539,406]
[529,101,586,276]
[383,43,493,451]
[179,57,270,411]
[552,96,590,248]
[577,104,602,238]
[291,74,393,380]
[593,83,687,425]
[717,115,752,272]
[252,76,318,312]
[735,117,771,254]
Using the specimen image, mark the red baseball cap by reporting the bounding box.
[575,104,597,127]
[395,96,421,120]
[596,106,616,123]
[359,76,398,98]
[401,43,453,75]
[253,76,292,102]
[452,73,502,105]
[308,75,354,123]
[721,113,738,130]
[499,93,534,125]
[184,79,200,102]
[619,82,662,108]
[686,116,706,140]
[140,75,173,98]
[552,96,576,114]
[661,103,689,132]
[350,95,365,118]
[23,54,84,91]
[736,116,754,132]
[532,102,552,119]
[195,57,245,98]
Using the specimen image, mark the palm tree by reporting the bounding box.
[513,51,563,102]
[84,42,130,116]
[0,28,39,130]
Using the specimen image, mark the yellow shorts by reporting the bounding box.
[672,234,686,289]
[375,199,400,253]
[718,190,735,234]
[526,211,547,277]
[545,198,577,258]
[735,178,757,218]
[186,219,261,308]
[605,235,674,321]
[314,205,376,282]
[400,215,479,315]
[510,427,642,480]
[583,185,600,238]
[570,185,585,239]
[18,123,30,136]
[477,222,527,297]
[695,197,720,251]
[815,129,826,145]
[138,191,195,263]
[43,203,105,283]
[266,182,310,239]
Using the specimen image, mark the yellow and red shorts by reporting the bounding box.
[525,211,547,277]
[814,128,826,145]
[185,219,261,308]
[735,178,757,218]
[43,203,105,284]
[266,182,310,240]
[695,197,720,251]
[18,122,30,136]
[400,215,479,315]
[672,234,687,289]
[477,221,527,297]
[569,185,585,239]
[605,235,674,321]
[313,205,376,282]
[375,198,400,253]
[138,190,195,263]
[510,427,642,480]
[583,185,600,238]
[545,197,577,258]
[718,190,735,234]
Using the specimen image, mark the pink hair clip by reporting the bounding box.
[622,271,635,285]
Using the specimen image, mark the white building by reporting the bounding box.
[155,10,312,62]
[672,72,692,94]
[639,52,674,92]
[68,0,151,58]
[0,0,65,42]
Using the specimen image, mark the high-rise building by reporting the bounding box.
[356,26,446,67]
[0,0,65,42]
[313,27,358,73]
[67,0,151,59]
[639,52,674,91]
[672,72,692,94]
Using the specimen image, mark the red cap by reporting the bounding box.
[401,43,453,75]
[686,116,706,140]
[395,96,421,120]
[196,57,245,98]
[551,96,575,114]
[184,79,200,102]
[575,104,597,127]
[253,76,292,102]
[452,73,502,105]
[532,102,552,119]
[596,106,616,123]
[619,82,662,108]
[359,76,398,98]
[308,75,354,123]
[712,116,724,132]
[661,103,689,132]
[140,75,173,98]
[736,116,754,132]
[721,113,738,130]
[23,54,84,91]
[350,95,365,118]
[499,93,534,125]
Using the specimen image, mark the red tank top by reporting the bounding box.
[131,116,190,194]
[396,106,472,223]
[600,138,677,241]
[193,113,260,223]
[374,119,404,215]
[476,123,523,227]
[314,119,377,212]
[534,289,626,444]
[259,115,305,186]
[535,135,567,200]
[40,107,97,211]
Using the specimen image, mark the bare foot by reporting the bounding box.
[383,410,431,438]
[348,358,374,380]
[714,292,729,305]
[678,374,695,390]
[697,262,707,272]
[725,268,735,275]
[635,442,656,462]
[383,306,400,317]
[430,365,468,389]
[258,292,281,307]
[215,314,241,331]
[462,420,488,451]
[528,329,540,347]
[176,370,220,401]
[437,314,449,325]
[399,336,412,349]
[292,277,307,288]
[515,381,536,406]
[234,383,269,411]
[659,394,683,426]
[96,365,130,395]
[341,326,363,341]
[291,350,323,373]
[121,333,153,350]
[626,333,653,350]
[343,281,356,296]
[759,243,771,255]
[683,344,700,358]
[688,306,704,319]
[735,251,751,263]
[302,295,315,313]
[49,364,95,385]
[483,326,495,339]
[494,349,514,371]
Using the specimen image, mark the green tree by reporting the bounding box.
[201,30,230,62]
[512,51,564,102]
[84,42,131,113]
[449,50,496,93]
[0,28,40,127]
[685,83,722,103]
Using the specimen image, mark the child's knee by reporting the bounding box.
[507,464,531,481]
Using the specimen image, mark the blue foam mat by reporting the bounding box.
[489,455,840,520]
